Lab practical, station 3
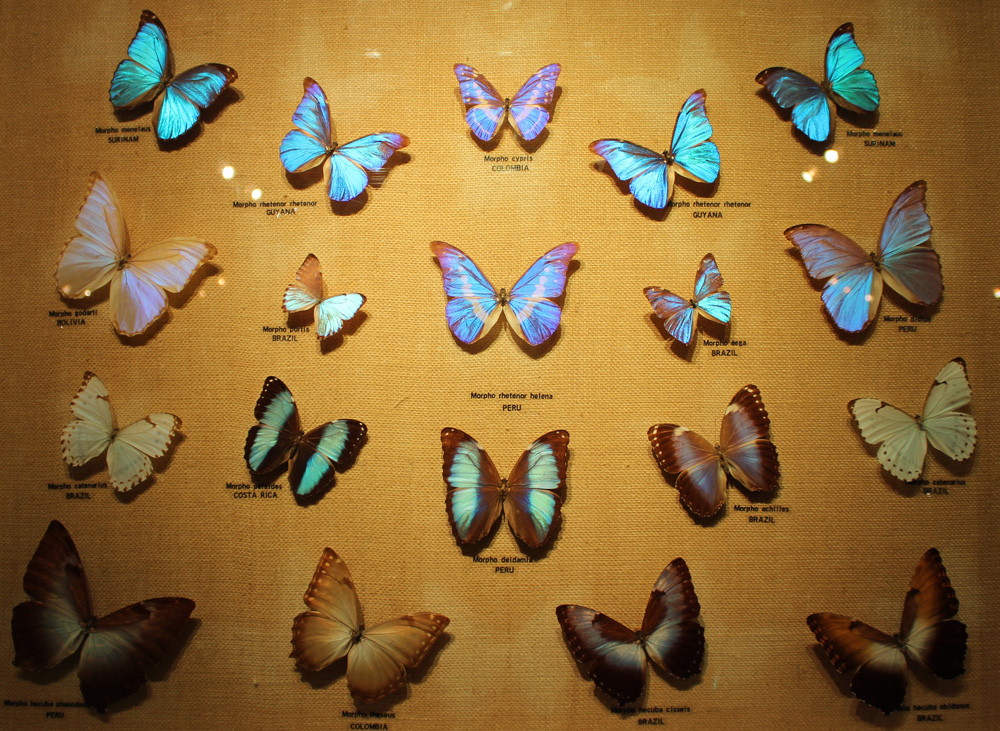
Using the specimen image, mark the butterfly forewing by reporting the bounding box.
[441,428,504,544]
[640,559,704,679]
[504,430,569,547]
[719,385,780,493]
[280,79,334,172]
[556,605,647,705]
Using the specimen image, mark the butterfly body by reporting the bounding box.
[454,63,561,141]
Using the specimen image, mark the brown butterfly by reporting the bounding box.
[556,558,704,705]
[807,548,968,714]
[11,521,195,712]
[290,548,449,703]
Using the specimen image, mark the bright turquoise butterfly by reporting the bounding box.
[590,90,720,209]
[109,10,237,141]
[757,23,879,144]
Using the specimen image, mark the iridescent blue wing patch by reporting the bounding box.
[669,90,720,185]
[155,64,237,140]
[506,243,578,346]
[329,133,409,202]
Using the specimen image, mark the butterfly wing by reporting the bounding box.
[756,67,833,143]
[315,295,367,338]
[877,181,942,305]
[647,424,727,517]
[60,372,115,469]
[692,253,732,325]
[280,78,334,173]
[556,605,646,705]
[644,287,696,344]
[154,63,237,140]
[590,139,673,208]
[291,548,362,672]
[287,420,368,499]
[784,224,882,332]
[508,63,561,140]
[669,90,720,185]
[718,384,780,494]
[898,548,967,680]
[505,242,579,346]
[504,430,569,547]
[921,358,976,461]
[282,253,323,313]
[454,64,506,140]
[55,173,127,300]
[106,413,181,492]
[327,133,409,202]
[430,242,502,344]
[639,558,704,679]
[244,377,301,475]
[349,613,450,703]
[109,10,170,109]
[825,23,880,114]
[441,428,504,545]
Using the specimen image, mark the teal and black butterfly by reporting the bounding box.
[244,377,367,500]
[441,428,569,548]
[12,521,195,712]
[757,23,879,144]
[109,10,237,141]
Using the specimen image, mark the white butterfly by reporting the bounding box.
[282,253,366,339]
[849,358,976,482]
[60,372,181,493]
[55,173,217,336]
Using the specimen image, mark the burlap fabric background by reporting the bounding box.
[0,0,996,728]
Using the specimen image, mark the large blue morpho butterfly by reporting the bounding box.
[109,10,237,141]
[785,180,941,334]
[590,90,720,209]
[279,78,409,203]
[441,428,569,548]
[757,23,880,144]
[243,377,367,500]
[645,254,732,345]
[454,63,561,141]
[430,242,578,347]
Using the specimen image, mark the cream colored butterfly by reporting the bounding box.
[282,253,366,339]
[55,173,216,336]
[849,358,976,482]
[60,372,181,493]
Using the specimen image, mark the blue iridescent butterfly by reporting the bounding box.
[645,254,732,345]
[785,180,941,334]
[109,10,237,141]
[757,23,880,144]
[590,90,720,209]
[430,242,578,346]
[244,377,367,500]
[441,428,569,548]
[280,78,409,202]
[454,63,561,141]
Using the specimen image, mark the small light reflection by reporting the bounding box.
[217,278,226,287]
[251,189,262,200]
[864,294,873,302]
[198,289,206,298]
[843,286,852,294]
[824,149,839,163]
[222,166,235,179]
[84,289,92,297]
[365,49,381,58]
[802,170,815,183]
[994,287,1000,298]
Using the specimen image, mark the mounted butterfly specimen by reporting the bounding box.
[12,520,195,712]
[244,377,367,500]
[430,242,578,346]
[441,428,569,548]
[283,254,366,340]
[109,10,237,141]
[454,63,561,141]
[556,558,704,705]
[757,22,879,144]
[280,77,409,203]
[291,548,449,703]
[55,173,217,337]
[786,181,941,334]
[590,90,720,209]
[648,385,780,517]
[61,372,180,494]
[807,548,967,714]
[849,358,975,482]
[645,254,732,345]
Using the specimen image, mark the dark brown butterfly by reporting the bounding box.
[807,548,967,714]
[556,558,704,705]
[11,521,195,712]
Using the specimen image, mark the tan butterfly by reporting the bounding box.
[291,549,449,702]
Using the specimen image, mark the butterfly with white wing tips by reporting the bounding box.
[441,428,569,548]
[12,520,195,712]
[590,90,720,209]
[849,358,975,482]
[645,253,732,345]
[785,181,942,334]
[60,372,180,494]
[808,548,967,715]
[556,558,704,705]
[648,385,780,517]
[454,63,561,141]
[55,173,216,337]
[109,10,237,141]
[291,548,449,703]
[282,254,366,340]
